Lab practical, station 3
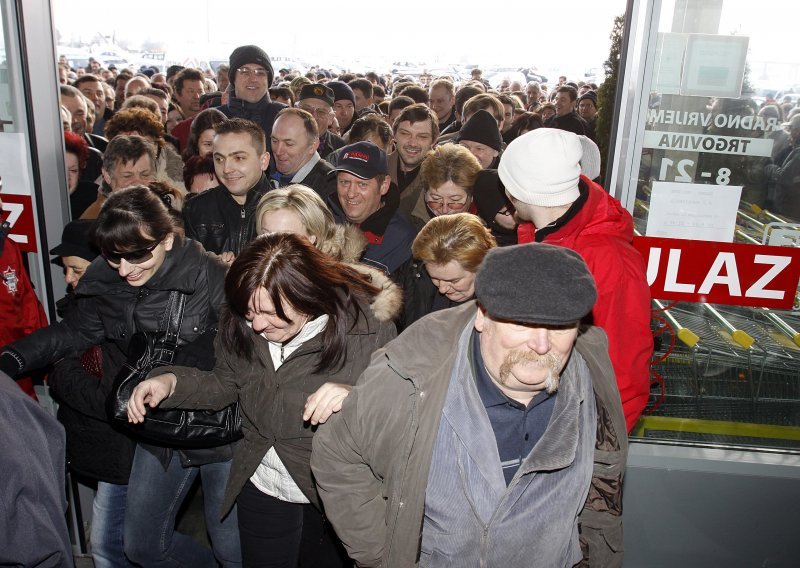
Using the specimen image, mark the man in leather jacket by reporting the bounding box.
[183,117,270,256]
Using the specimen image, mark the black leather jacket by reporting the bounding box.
[183,175,269,255]
[48,300,136,484]
[4,236,231,466]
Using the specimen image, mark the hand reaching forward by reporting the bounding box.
[127,373,177,423]
[303,382,352,426]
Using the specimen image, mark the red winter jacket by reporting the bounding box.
[0,237,48,399]
[518,177,652,431]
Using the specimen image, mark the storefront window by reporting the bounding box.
[0,0,39,252]
[630,0,800,450]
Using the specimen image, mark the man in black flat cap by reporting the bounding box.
[312,243,628,568]
[296,83,345,158]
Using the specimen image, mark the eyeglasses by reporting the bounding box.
[237,67,268,78]
[298,105,332,119]
[103,240,161,266]
[426,195,468,213]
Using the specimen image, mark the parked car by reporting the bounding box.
[486,70,527,89]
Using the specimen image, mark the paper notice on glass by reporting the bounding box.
[0,133,33,196]
[645,181,742,242]
[654,32,687,94]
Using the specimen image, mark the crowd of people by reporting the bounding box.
[0,43,652,567]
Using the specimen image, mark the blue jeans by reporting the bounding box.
[92,482,134,568]
[123,447,241,567]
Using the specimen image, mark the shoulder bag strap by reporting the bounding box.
[154,290,187,364]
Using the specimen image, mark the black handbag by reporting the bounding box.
[108,290,243,449]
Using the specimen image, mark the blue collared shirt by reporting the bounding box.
[471,331,557,485]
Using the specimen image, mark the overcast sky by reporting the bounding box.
[52,0,627,78]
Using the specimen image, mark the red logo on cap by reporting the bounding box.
[343,151,370,162]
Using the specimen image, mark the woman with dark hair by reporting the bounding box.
[127,232,400,567]
[64,131,101,219]
[165,102,185,134]
[182,107,227,161]
[503,111,544,144]
[0,186,241,566]
[183,153,219,195]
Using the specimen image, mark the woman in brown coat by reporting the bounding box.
[128,232,400,568]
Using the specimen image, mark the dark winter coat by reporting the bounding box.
[159,287,401,517]
[4,236,232,467]
[217,95,286,153]
[311,303,628,567]
[183,175,270,255]
[49,294,135,484]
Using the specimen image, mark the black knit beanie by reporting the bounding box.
[228,45,274,87]
[458,109,503,152]
[327,81,356,106]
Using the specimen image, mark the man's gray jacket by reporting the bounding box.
[311,302,628,567]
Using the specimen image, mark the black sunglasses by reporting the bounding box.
[103,240,161,265]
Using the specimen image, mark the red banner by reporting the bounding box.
[0,194,37,252]
[632,236,800,309]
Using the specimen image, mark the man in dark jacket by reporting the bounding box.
[545,85,588,136]
[327,141,417,276]
[183,117,270,256]
[268,108,335,197]
[312,244,628,567]
[61,84,105,181]
[577,90,598,141]
[296,83,345,158]
[216,44,286,155]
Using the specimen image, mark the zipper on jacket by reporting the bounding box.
[238,204,246,254]
[480,525,489,567]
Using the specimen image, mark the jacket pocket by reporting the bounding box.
[274,389,316,440]
[578,516,624,567]
[193,223,227,252]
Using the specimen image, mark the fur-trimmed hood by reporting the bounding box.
[320,224,368,264]
[347,262,403,323]
[320,224,402,322]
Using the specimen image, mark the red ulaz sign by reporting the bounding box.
[632,236,800,309]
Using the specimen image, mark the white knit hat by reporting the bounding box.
[498,128,583,206]
[578,135,601,181]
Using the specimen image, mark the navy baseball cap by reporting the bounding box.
[332,141,389,180]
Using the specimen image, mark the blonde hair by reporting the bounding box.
[254,184,340,257]
[420,144,481,193]
[411,213,496,272]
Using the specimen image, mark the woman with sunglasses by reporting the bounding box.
[127,232,399,567]
[0,185,241,567]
